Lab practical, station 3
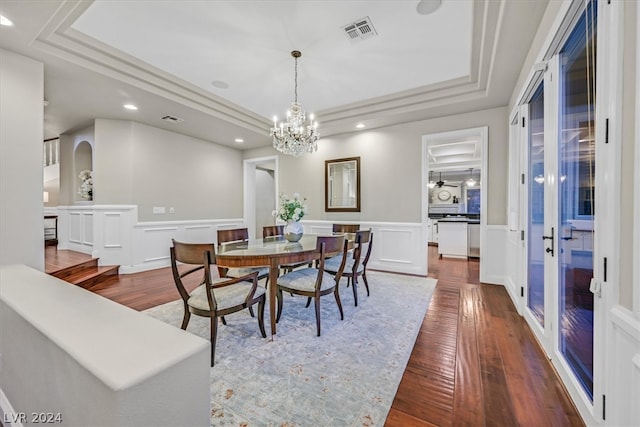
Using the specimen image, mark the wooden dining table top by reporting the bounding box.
[215,233,353,336]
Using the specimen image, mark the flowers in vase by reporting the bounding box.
[78,169,93,200]
[274,193,308,222]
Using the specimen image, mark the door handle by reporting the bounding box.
[542,227,554,257]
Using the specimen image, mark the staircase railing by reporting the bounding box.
[43,137,59,167]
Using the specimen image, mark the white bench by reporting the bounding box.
[0,265,210,426]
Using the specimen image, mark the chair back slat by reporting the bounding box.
[172,239,215,265]
[332,223,360,233]
[263,225,284,238]
[217,228,249,245]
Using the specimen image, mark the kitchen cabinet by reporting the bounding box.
[428,219,439,243]
[438,220,468,258]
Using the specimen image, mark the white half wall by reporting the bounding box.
[0,265,210,427]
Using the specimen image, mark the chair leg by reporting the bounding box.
[361,271,370,296]
[248,306,255,317]
[220,316,227,325]
[314,297,321,337]
[352,275,359,307]
[180,303,191,330]
[210,316,218,367]
[334,288,344,321]
[257,297,267,338]
[276,288,284,323]
[305,297,312,308]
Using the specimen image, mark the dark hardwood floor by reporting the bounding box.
[45,246,584,426]
[385,246,584,426]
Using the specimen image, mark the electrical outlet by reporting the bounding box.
[169,207,175,214]
[153,206,165,214]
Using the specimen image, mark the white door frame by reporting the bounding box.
[243,155,279,239]
[421,126,488,278]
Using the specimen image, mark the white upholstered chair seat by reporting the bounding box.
[188,280,266,311]
[324,255,364,274]
[277,268,336,292]
[225,267,269,279]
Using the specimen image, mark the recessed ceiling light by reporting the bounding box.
[0,15,13,26]
[356,123,365,129]
[123,104,138,111]
[211,80,229,89]
[416,0,442,15]
[234,138,244,144]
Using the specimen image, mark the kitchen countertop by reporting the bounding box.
[437,217,480,224]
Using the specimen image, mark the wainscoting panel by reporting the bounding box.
[82,212,94,246]
[142,227,178,263]
[58,206,425,275]
[183,225,216,243]
[126,218,245,273]
[609,306,640,427]
[378,229,413,264]
[103,213,123,248]
[68,212,82,244]
[302,220,426,276]
[503,228,523,313]
[480,225,507,285]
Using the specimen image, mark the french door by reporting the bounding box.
[522,0,599,416]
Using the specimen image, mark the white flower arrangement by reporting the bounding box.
[273,193,308,223]
[78,169,93,200]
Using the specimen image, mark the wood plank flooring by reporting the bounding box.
[385,246,584,426]
[44,246,584,426]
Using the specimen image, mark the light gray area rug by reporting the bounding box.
[144,271,436,426]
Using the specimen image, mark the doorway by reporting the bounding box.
[243,156,279,239]
[422,126,488,277]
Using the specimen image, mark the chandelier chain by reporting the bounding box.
[269,50,319,157]
[294,56,298,103]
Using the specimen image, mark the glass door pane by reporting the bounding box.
[528,83,545,326]
[557,0,596,400]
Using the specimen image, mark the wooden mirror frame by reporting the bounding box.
[325,157,361,212]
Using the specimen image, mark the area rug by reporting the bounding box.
[144,271,436,426]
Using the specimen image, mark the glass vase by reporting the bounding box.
[284,221,304,242]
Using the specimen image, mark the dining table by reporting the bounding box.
[215,233,350,336]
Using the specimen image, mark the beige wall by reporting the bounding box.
[0,49,44,270]
[92,120,244,222]
[245,106,508,225]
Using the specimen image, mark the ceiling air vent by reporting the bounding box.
[161,115,184,123]
[342,16,378,43]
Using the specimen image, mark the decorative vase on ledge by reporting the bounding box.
[284,221,304,242]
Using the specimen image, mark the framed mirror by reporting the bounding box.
[325,157,360,212]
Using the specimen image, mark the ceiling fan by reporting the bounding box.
[435,172,457,188]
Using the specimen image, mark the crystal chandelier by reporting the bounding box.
[270,50,319,157]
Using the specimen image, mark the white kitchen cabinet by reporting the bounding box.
[427,218,439,243]
[438,221,468,258]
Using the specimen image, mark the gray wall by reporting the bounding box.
[88,120,244,222]
[0,49,44,270]
[245,106,508,225]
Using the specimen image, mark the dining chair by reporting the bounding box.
[276,234,348,336]
[170,240,266,366]
[217,228,270,285]
[324,229,373,306]
[332,223,360,233]
[263,225,309,273]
